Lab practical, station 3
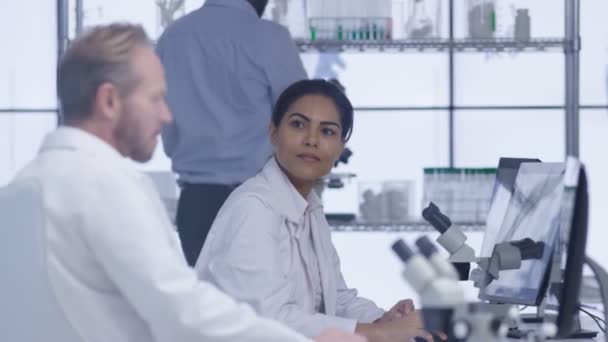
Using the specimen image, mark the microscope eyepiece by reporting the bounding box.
[392,239,415,263]
[422,202,452,234]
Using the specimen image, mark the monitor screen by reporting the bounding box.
[480,162,566,305]
[556,159,590,337]
[481,158,541,258]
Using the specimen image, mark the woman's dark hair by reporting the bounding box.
[271,79,354,141]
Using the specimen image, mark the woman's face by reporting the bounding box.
[270,94,345,188]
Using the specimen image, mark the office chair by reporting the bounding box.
[0,180,82,341]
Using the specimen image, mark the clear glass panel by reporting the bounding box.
[452,0,566,107]
[300,53,449,107]
[580,0,608,105]
[454,52,564,106]
[0,1,57,108]
[322,110,449,218]
[453,109,565,167]
[579,109,608,264]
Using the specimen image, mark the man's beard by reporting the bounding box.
[113,111,155,163]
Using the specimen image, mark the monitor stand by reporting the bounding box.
[506,257,599,339]
[507,310,598,339]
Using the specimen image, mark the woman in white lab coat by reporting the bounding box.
[196,79,438,342]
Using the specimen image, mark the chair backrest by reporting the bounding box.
[0,180,82,341]
[144,171,178,200]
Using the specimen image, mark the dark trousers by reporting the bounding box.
[176,183,238,266]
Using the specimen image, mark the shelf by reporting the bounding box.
[295,38,569,53]
[329,221,486,232]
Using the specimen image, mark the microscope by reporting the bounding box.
[392,236,557,341]
[392,237,512,341]
[422,202,545,285]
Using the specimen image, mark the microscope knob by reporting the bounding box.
[452,319,471,340]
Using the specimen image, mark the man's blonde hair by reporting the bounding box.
[57,23,151,123]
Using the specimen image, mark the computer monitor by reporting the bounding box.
[555,159,592,338]
[481,157,541,258]
[479,162,566,305]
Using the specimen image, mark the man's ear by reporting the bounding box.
[93,82,122,121]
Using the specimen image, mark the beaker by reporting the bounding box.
[405,0,434,39]
[467,0,496,39]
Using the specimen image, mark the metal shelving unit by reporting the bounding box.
[329,221,485,232]
[45,1,580,234]
[52,1,580,160]
[295,0,581,167]
[297,1,580,233]
[296,37,569,53]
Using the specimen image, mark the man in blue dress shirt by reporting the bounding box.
[156,0,308,265]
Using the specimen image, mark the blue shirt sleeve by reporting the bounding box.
[260,22,308,105]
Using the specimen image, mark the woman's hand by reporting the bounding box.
[376,299,415,323]
[357,310,446,342]
[315,328,368,342]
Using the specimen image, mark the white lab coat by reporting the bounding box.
[196,158,385,337]
[15,127,310,342]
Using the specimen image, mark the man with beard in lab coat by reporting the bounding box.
[14,23,363,342]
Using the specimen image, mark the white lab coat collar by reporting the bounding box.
[259,157,323,224]
[39,126,135,175]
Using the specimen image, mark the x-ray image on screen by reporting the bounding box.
[481,158,541,258]
[481,162,566,305]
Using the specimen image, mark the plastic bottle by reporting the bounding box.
[514,8,530,41]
